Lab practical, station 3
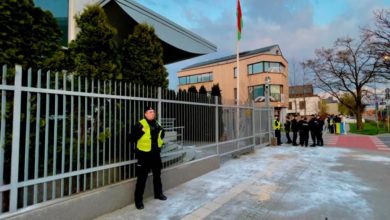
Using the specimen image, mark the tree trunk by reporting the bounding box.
[356,110,364,131]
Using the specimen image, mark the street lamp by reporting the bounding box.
[265,76,271,109]
[265,76,272,143]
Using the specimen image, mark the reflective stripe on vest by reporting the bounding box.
[137,119,164,152]
[273,120,281,130]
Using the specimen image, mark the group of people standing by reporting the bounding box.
[274,114,324,147]
[326,114,347,135]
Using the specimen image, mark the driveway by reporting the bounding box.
[96,146,390,220]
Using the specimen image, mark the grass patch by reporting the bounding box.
[349,120,389,135]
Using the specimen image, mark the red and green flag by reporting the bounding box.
[236,0,243,40]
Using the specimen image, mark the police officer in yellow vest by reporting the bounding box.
[130,105,166,210]
[274,116,281,145]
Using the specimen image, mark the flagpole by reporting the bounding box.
[236,39,240,144]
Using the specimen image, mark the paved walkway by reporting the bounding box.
[324,133,390,152]
[377,134,390,148]
[96,145,390,220]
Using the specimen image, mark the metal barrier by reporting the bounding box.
[0,65,273,215]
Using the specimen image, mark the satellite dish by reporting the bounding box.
[254,96,265,102]
[254,96,277,102]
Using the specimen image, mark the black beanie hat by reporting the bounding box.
[144,105,154,113]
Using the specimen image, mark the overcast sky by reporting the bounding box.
[136,0,390,90]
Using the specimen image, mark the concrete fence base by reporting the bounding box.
[3,155,220,220]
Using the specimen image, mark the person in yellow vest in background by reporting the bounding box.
[273,116,281,145]
[130,105,166,210]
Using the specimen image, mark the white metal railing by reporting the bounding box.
[0,64,273,215]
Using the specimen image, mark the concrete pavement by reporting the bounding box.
[96,145,390,220]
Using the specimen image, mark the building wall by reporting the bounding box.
[287,96,321,116]
[68,0,98,42]
[326,103,339,115]
[177,53,289,109]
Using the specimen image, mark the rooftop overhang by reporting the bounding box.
[99,0,217,64]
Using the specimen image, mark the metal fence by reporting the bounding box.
[0,65,273,215]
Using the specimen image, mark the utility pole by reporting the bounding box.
[374,76,379,134]
[386,88,390,133]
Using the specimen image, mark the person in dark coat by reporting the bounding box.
[298,117,309,147]
[291,115,299,146]
[329,115,335,134]
[308,115,318,147]
[284,116,292,144]
[130,106,167,210]
[316,115,324,146]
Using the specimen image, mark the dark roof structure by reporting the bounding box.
[289,85,314,98]
[99,0,217,64]
[182,45,282,70]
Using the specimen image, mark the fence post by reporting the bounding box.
[158,87,162,119]
[9,65,22,212]
[252,102,255,148]
[0,65,7,213]
[215,96,219,155]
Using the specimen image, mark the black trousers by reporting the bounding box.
[316,131,323,146]
[134,153,163,203]
[310,130,316,145]
[299,131,309,146]
[285,130,292,143]
[292,131,298,145]
[275,130,281,145]
[329,125,334,134]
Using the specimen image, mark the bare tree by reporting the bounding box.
[363,9,390,80]
[302,36,383,130]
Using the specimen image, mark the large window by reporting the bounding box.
[249,84,282,101]
[34,0,69,46]
[178,72,213,85]
[247,61,285,75]
[179,77,187,85]
[249,85,265,100]
[270,85,282,101]
[189,75,198,84]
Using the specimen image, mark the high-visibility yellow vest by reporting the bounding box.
[329,119,334,125]
[137,119,164,152]
[273,120,281,130]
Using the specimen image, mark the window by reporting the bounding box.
[288,102,292,110]
[249,85,264,100]
[249,84,282,101]
[253,63,263,73]
[248,65,253,75]
[234,67,237,78]
[179,72,213,85]
[264,62,270,72]
[248,62,264,75]
[269,62,283,72]
[247,62,285,75]
[270,85,281,101]
[179,77,187,85]
[299,101,306,109]
[189,75,198,84]
[200,73,210,82]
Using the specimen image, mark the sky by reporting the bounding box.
[135,0,390,90]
